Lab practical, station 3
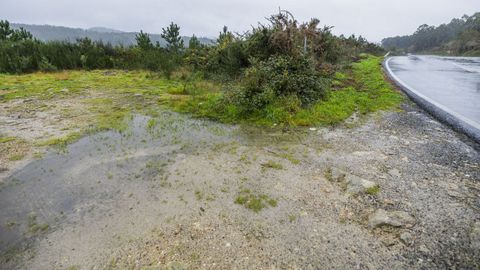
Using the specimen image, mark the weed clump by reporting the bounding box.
[366,185,380,195]
[26,213,49,234]
[234,188,277,213]
[261,160,283,170]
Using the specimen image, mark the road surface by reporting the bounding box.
[385,55,480,143]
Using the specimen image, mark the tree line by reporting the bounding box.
[382,12,480,55]
[9,23,213,47]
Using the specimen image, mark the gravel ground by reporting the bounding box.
[0,101,479,270]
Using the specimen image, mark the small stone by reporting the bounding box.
[400,232,414,246]
[345,174,378,195]
[309,127,317,131]
[368,209,415,229]
[381,237,397,246]
[60,88,69,93]
[383,199,395,205]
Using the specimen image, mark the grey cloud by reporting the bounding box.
[1,0,479,42]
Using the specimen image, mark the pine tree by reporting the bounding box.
[188,34,201,49]
[0,20,14,40]
[161,22,184,53]
[135,30,153,50]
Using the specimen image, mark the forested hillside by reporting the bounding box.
[10,23,213,46]
[382,12,480,55]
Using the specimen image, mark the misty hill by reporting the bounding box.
[10,23,214,47]
[381,12,480,56]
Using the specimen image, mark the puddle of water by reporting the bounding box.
[0,109,307,258]
[0,111,238,254]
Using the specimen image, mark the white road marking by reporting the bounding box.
[385,57,480,131]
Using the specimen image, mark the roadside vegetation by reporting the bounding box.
[0,10,402,153]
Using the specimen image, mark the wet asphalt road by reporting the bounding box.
[385,55,480,141]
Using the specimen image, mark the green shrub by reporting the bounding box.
[229,55,329,114]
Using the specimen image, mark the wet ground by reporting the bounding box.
[386,55,480,128]
[1,103,479,269]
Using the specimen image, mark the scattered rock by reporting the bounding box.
[368,209,415,229]
[134,93,143,97]
[345,174,378,195]
[60,88,69,93]
[399,232,414,246]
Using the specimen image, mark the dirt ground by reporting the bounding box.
[0,93,479,269]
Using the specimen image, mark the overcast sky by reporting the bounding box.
[1,0,479,42]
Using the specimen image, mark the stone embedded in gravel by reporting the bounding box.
[368,209,415,229]
[345,174,378,195]
[399,232,414,246]
[326,168,379,195]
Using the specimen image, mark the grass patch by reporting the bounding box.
[277,152,300,165]
[37,132,82,148]
[8,153,25,161]
[0,136,16,143]
[261,160,283,170]
[26,214,49,234]
[366,185,380,195]
[146,118,157,130]
[234,188,277,213]
[194,190,203,200]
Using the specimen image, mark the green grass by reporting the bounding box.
[234,188,277,213]
[0,136,16,143]
[261,160,284,170]
[8,154,25,161]
[0,70,195,147]
[26,214,49,234]
[37,132,82,148]
[0,55,403,150]
[366,185,380,195]
[167,55,403,126]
